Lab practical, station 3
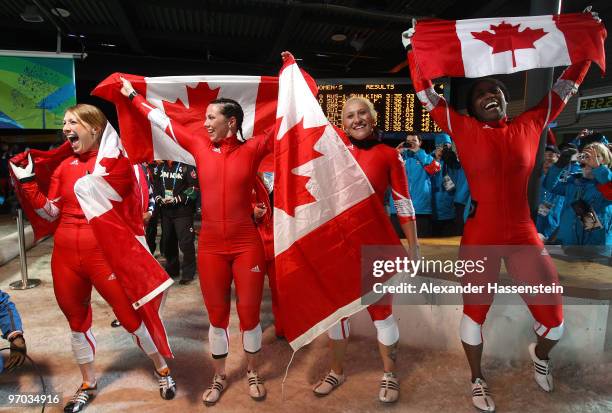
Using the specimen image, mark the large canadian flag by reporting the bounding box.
[274,56,403,350]
[92,73,278,168]
[10,125,174,357]
[408,12,606,79]
[73,123,173,357]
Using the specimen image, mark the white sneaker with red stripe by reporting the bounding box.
[528,343,553,392]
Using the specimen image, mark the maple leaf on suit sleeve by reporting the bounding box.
[275,119,326,217]
[162,82,220,138]
[472,21,548,67]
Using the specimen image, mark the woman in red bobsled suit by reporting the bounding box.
[10,104,176,413]
[119,68,284,404]
[312,96,420,403]
[407,31,592,411]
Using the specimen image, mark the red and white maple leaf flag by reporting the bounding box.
[92,73,278,165]
[74,123,174,358]
[274,56,403,350]
[406,12,606,78]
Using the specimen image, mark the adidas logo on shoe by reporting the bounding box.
[251,265,261,273]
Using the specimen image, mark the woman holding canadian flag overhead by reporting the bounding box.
[405,9,605,413]
[118,71,290,404]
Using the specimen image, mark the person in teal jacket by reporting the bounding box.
[544,143,612,255]
[536,145,565,241]
[392,133,440,236]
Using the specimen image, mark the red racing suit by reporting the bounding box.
[409,51,590,332]
[349,138,416,323]
[19,151,144,335]
[130,95,272,332]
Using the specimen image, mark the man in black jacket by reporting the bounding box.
[154,161,198,285]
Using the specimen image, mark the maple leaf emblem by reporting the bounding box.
[162,82,220,139]
[275,119,326,217]
[472,21,547,67]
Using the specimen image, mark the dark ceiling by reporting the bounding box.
[0,0,610,107]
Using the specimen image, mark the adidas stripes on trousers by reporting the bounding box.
[198,247,266,332]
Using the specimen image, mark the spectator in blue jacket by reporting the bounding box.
[0,290,27,373]
[536,145,565,241]
[430,134,457,236]
[544,142,612,255]
[391,133,440,237]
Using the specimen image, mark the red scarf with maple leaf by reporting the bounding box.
[409,11,606,79]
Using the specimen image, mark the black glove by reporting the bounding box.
[154,195,164,206]
[556,148,578,168]
[441,147,459,167]
[5,334,27,371]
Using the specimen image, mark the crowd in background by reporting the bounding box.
[388,128,612,256]
[2,127,611,259]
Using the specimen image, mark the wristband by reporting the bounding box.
[128,91,138,100]
[8,332,23,342]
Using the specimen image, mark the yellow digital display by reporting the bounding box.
[577,93,612,114]
[317,82,445,133]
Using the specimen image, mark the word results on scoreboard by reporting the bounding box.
[316,81,446,133]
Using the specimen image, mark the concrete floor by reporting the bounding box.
[0,236,611,413]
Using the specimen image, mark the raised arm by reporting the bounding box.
[10,153,62,222]
[399,146,440,175]
[407,51,477,138]
[119,77,202,155]
[416,149,441,175]
[519,61,591,130]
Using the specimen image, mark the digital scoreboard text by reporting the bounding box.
[317,82,445,133]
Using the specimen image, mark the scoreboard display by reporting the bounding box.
[316,80,447,134]
[577,93,612,114]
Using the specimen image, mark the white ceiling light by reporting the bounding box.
[51,8,71,18]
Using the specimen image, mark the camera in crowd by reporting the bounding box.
[571,152,587,163]
[571,199,603,231]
